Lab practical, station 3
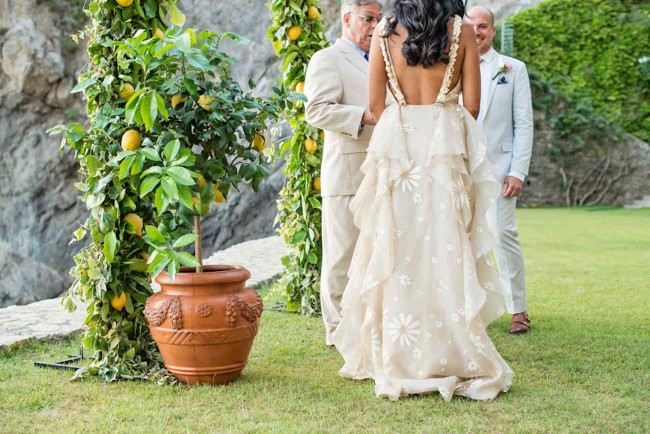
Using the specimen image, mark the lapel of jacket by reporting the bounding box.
[335,38,368,76]
[484,49,501,117]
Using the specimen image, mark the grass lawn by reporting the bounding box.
[1,208,649,433]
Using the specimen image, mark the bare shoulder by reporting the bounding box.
[458,21,476,42]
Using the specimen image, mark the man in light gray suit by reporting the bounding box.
[468,6,534,334]
[304,0,382,345]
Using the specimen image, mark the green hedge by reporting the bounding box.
[511,0,650,143]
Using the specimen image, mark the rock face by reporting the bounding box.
[0,0,87,306]
[0,0,646,306]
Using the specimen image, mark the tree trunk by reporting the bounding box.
[194,215,203,273]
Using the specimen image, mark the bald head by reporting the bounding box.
[466,6,497,55]
[467,6,495,27]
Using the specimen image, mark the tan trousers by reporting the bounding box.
[321,196,359,345]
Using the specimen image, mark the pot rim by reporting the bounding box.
[154,264,251,286]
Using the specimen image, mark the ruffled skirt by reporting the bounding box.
[331,102,514,401]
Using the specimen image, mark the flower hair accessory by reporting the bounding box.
[492,56,512,80]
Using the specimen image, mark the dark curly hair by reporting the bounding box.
[383,0,466,68]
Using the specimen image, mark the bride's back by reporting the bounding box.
[386,18,462,105]
[368,0,481,117]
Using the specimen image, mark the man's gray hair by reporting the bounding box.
[341,0,383,16]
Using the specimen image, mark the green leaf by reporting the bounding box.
[130,154,144,176]
[140,147,161,161]
[149,255,171,276]
[166,166,194,186]
[154,187,166,214]
[175,33,191,53]
[71,78,97,93]
[155,92,169,119]
[176,252,201,267]
[140,91,158,131]
[307,252,318,264]
[173,233,197,249]
[161,177,179,200]
[164,139,181,162]
[125,90,144,125]
[139,176,160,197]
[103,232,117,263]
[85,155,102,173]
[142,166,163,176]
[154,43,174,58]
[177,185,194,210]
[168,259,178,282]
[73,227,86,241]
[101,301,110,320]
[183,77,197,95]
[86,194,105,209]
[145,225,165,243]
[291,231,307,244]
[168,0,186,26]
[119,154,136,180]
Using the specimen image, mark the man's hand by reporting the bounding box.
[502,176,523,198]
[362,108,377,126]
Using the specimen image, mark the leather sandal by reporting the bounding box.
[509,312,530,334]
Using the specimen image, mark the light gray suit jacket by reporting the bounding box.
[304,39,374,197]
[478,50,534,179]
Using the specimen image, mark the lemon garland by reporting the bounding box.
[267,0,330,314]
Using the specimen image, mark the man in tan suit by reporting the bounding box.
[304,0,383,345]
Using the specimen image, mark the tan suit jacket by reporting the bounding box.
[304,38,374,197]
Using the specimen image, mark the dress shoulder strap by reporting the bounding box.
[378,17,407,107]
[436,15,463,103]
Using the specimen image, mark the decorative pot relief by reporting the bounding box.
[144,265,263,385]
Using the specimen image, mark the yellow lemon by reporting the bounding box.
[213,183,226,203]
[313,177,321,191]
[118,83,134,99]
[304,138,317,154]
[121,129,141,151]
[252,133,267,152]
[171,95,185,108]
[197,175,206,189]
[295,81,305,94]
[319,130,325,140]
[307,6,321,19]
[123,213,143,236]
[198,94,214,111]
[110,292,127,311]
[192,197,200,207]
[115,0,133,7]
[287,26,302,41]
[154,28,164,41]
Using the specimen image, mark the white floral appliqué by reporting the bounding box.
[387,313,420,347]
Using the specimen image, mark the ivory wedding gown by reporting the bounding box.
[332,16,514,401]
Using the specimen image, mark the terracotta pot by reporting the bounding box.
[144,265,263,385]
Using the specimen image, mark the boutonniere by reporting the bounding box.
[492,56,512,82]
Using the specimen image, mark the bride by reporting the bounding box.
[331,0,514,401]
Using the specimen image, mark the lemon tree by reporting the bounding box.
[268,0,329,314]
[50,0,286,382]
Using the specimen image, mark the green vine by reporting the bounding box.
[267,0,330,314]
[50,0,284,382]
[511,0,650,143]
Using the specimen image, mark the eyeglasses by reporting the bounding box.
[350,13,383,24]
